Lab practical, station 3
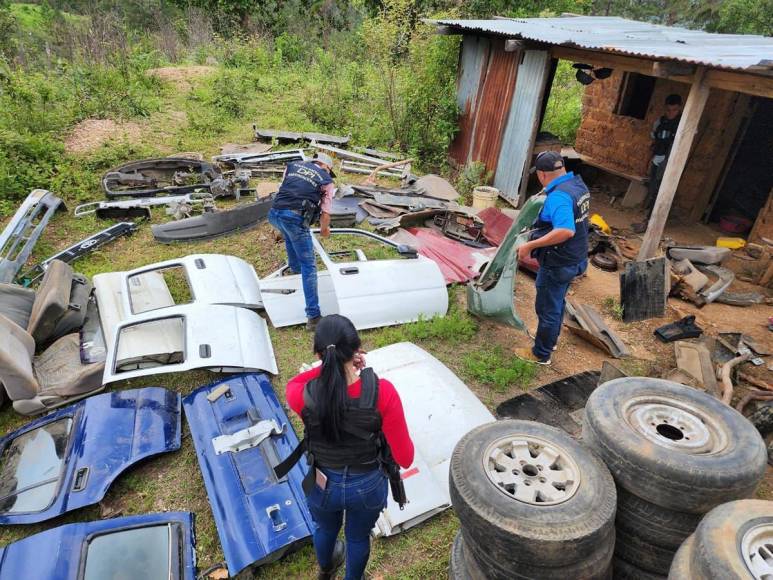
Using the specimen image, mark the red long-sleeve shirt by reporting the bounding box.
[286,366,415,468]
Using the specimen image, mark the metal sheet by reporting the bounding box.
[450,35,490,165]
[0,388,180,524]
[0,512,195,579]
[365,343,495,536]
[430,16,773,71]
[467,40,519,173]
[112,254,262,314]
[258,229,448,329]
[467,195,545,328]
[102,304,278,384]
[494,50,551,205]
[390,228,497,284]
[183,374,313,576]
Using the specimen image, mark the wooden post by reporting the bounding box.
[638,67,711,260]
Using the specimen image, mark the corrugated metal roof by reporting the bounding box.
[429,16,773,72]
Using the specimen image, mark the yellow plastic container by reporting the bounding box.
[716,237,746,250]
[590,213,611,234]
[472,186,499,210]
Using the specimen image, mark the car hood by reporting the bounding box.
[0,387,181,525]
[183,373,313,576]
[0,512,195,579]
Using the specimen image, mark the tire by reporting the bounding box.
[614,526,675,575]
[582,378,767,513]
[690,499,773,579]
[450,420,617,570]
[449,531,472,580]
[613,557,666,580]
[667,535,694,580]
[592,252,619,272]
[464,525,614,580]
[615,487,701,549]
[748,402,773,437]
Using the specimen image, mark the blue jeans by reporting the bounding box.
[268,208,321,319]
[533,259,588,360]
[306,467,388,580]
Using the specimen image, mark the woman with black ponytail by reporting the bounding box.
[285,314,414,580]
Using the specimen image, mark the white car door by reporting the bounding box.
[259,229,448,330]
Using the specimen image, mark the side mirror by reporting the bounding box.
[396,244,418,259]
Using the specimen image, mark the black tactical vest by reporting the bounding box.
[272,161,333,212]
[300,370,382,469]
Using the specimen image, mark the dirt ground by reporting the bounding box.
[146,65,216,91]
[64,118,144,154]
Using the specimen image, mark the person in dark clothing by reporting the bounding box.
[285,315,414,580]
[269,153,337,331]
[633,93,683,233]
[515,151,590,365]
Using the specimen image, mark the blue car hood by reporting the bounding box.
[0,387,180,524]
[183,373,313,576]
[0,511,195,579]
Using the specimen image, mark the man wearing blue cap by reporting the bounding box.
[515,151,590,365]
[269,152,336,331]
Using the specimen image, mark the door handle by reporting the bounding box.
[339,267,359,275]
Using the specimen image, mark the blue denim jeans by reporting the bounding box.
[533,259,588,360]
[306,467,388,580]
[268,208,321,319]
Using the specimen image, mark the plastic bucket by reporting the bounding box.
[472,186,499,210]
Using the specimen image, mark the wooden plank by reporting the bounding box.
[705,69,773,99]
[620,257,669,322]
[577,153,646,183]
[638,68,711,260]
[550,46,654,76]
[653,61,696,78]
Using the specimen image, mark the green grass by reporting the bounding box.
[601,296,624,321]
[9,3,88,30]
[462,346,538,393]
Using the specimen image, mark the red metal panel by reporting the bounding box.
[469,45,519,173]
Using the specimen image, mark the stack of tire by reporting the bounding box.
[670,499,773,579]
[583,377,768,579]
[449,420,617,579]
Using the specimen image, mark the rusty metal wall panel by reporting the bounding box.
[494,50,551,205]
[468,44,519,174]
[450,36,489,166]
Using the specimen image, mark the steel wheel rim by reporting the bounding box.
[742,523,773,579]
[483,434,581,506]
[623,395,727,454]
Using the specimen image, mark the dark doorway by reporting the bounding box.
[708,98,773,226]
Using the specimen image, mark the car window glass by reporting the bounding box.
[0,418,72,514]
[115,317,185,373]
[84,524,173,580]
[128,267,191,314]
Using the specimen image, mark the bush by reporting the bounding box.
[541,60,583,144]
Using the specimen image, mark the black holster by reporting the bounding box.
[379,434,407,510]
[300,199,322,228]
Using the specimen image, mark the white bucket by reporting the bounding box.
[472,186,499,210]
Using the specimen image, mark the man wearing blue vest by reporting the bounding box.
[269,153,336,331]
[515,151,590,365]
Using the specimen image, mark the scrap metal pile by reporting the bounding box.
[1,125,772,580]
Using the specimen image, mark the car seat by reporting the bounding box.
[0,260,91,348]
[0,314,104,415]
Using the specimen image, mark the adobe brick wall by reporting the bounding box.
[574,71,742,216]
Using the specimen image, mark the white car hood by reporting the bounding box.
[366,342,495,536]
